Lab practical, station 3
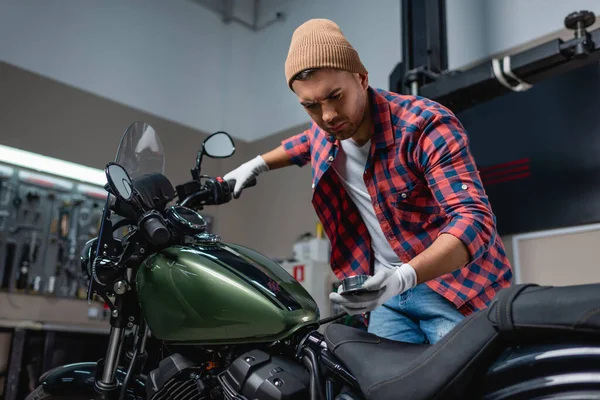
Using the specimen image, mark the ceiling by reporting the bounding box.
[188,0,292,32]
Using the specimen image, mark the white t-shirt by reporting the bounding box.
[331,138,402,273]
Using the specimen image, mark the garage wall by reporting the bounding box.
[512,227,600,286]
[220,124,316,259]
[0,62,221,184]
[0,0,230,136]
[3,0,598,143]
[0,61,236,236]
[0,60,304,253]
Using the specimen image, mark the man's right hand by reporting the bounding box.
[223,155,269,198]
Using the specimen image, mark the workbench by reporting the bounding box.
[0,292,110,400]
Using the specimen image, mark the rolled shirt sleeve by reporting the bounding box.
[414,110,496,263]
[281,129,311,167]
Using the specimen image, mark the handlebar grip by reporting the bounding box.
[226,177,257,191]
[141,216,171,246]
[245,177,258,188]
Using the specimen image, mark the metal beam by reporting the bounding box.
[396,0,448,94]
[419,20,600,113]
[391,9,600,113]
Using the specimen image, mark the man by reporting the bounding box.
[224,18,512,344]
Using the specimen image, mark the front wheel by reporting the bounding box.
[25,386,89,400]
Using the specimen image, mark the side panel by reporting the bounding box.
[136,243,319,344]
[39,362,145,399]
[482,344,600,398]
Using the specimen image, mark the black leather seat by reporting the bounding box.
[324,283,600,400]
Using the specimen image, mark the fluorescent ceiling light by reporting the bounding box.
[0,144,106,186]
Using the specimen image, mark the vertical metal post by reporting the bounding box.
[395,0,448,94]
[41,331,56,373]
[4,329,26,400]
[425,0,448,73]
[221,0,234,24]
[411,81,419,96]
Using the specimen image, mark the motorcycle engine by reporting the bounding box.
[146,354,210,399]
[218,349,309,400]
[146,350,309,400]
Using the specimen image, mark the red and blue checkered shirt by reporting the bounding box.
[282,87,512,315]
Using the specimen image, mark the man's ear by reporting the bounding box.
[358,73,369,90]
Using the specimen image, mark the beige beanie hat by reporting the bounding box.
[285,18,368,89]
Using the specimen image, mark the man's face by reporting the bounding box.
[292,69,369,141]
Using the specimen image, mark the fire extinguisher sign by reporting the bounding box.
[293,265,304,282]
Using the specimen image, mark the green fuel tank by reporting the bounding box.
[136,241,320,345]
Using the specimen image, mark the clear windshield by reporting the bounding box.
[114,121,165,179]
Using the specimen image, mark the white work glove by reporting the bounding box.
[329,264,417,315]
[223,155,269,198]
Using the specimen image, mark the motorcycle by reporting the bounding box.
[27,121,600,400]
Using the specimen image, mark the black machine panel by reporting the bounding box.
[456,62,600,235]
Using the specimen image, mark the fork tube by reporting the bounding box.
[101,326,124,384]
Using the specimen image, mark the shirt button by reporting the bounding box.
[311,183,315,189]
[401,193,407,199]
[328,156,334,162]
[461,184,468,190]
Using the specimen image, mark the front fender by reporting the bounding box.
[40,362,146,399]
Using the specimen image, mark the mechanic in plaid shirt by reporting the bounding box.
[224,19,512,344]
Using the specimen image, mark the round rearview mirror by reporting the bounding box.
[202,131,236,158]
[105,163,134,201]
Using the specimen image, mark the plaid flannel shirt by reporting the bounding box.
[282,87,512,315]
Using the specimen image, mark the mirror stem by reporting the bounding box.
[192,152,203,181]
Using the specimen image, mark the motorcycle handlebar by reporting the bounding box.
[109,175,258,242]
[226,177,257,192]
[140,214,171,246]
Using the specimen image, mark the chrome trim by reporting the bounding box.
[167,205,206,231]
[194,232,222,244]
[101,326,124,384]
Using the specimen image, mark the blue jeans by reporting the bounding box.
[368,283,464,344]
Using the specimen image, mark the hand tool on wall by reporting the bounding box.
[65,198,83,297]
[7,225,40,292]
[33,192,57,293]
[16,230,37,291]
[0,180,17,286]
[48,202,69,295]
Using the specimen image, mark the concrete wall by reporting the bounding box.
[0,60,310,256]
[2,0,599,142]
[0,61,232,236]
[0,0,230,136]
[221,123,316,259]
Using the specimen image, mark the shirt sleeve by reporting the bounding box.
[414,110,496,263]
[281,128,311,167]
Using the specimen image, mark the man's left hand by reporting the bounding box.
[329,263,417,315]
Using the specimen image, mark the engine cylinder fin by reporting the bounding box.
[152,376,201,400]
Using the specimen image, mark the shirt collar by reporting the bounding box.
[326,87,395,150]
[369,87,395,150]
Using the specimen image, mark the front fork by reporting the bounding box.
[94,288,146,399]
[98,326,125,388]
